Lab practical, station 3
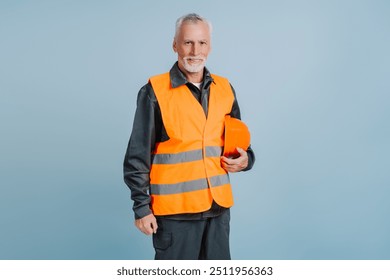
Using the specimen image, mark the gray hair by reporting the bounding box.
[174,13,212,39]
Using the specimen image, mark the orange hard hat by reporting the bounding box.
[223,115,251,157]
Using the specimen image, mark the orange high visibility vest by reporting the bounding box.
[149,72,235,215]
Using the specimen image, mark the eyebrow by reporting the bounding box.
[183,39,209,42]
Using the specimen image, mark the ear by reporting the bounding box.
[172,39,177,53]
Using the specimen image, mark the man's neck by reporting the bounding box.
[185,72,204,83]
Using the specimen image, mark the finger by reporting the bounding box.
[236,147,245,155]
[221,159,230,170]
[151,220,158,234]
[236,147,249,159]
[139,222,152,235]
[222,157,239,171]
[135,220,152,235]
[223,163,234,173]
[144,225,154,235]
[135,220,142,232]
[221,156,234,165]
[136,224,147,235]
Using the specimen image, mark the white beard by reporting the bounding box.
[182,56,207,73]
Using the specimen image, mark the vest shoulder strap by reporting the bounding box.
[149,72,170,94]
[210,74,232,96]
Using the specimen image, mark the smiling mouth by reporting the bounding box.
[185,57,204,64]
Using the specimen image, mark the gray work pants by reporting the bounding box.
[153,209,231,260]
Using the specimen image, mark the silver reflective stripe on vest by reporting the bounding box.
[209,173,230,187]
[152,149,202,164]
[151,174,230,195]
[151,178,208,195]
[152,146,222,164]
[205,146,223,157]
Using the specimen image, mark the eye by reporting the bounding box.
[184,41,192,45]
[200,41,207,45]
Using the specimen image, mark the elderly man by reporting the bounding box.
[123,13,255,260]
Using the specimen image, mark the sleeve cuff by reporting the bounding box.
[134,205,153,220]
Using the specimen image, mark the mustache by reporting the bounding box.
[184,56,205,61]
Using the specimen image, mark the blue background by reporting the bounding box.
[1,0,389,259]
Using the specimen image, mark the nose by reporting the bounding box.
[191,43,200,56]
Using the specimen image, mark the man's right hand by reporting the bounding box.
[135,213,158,235]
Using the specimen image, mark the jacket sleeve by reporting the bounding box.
[123,83,161,219]
[229,84,256,171]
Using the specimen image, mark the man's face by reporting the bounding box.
[173,21,211,74]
